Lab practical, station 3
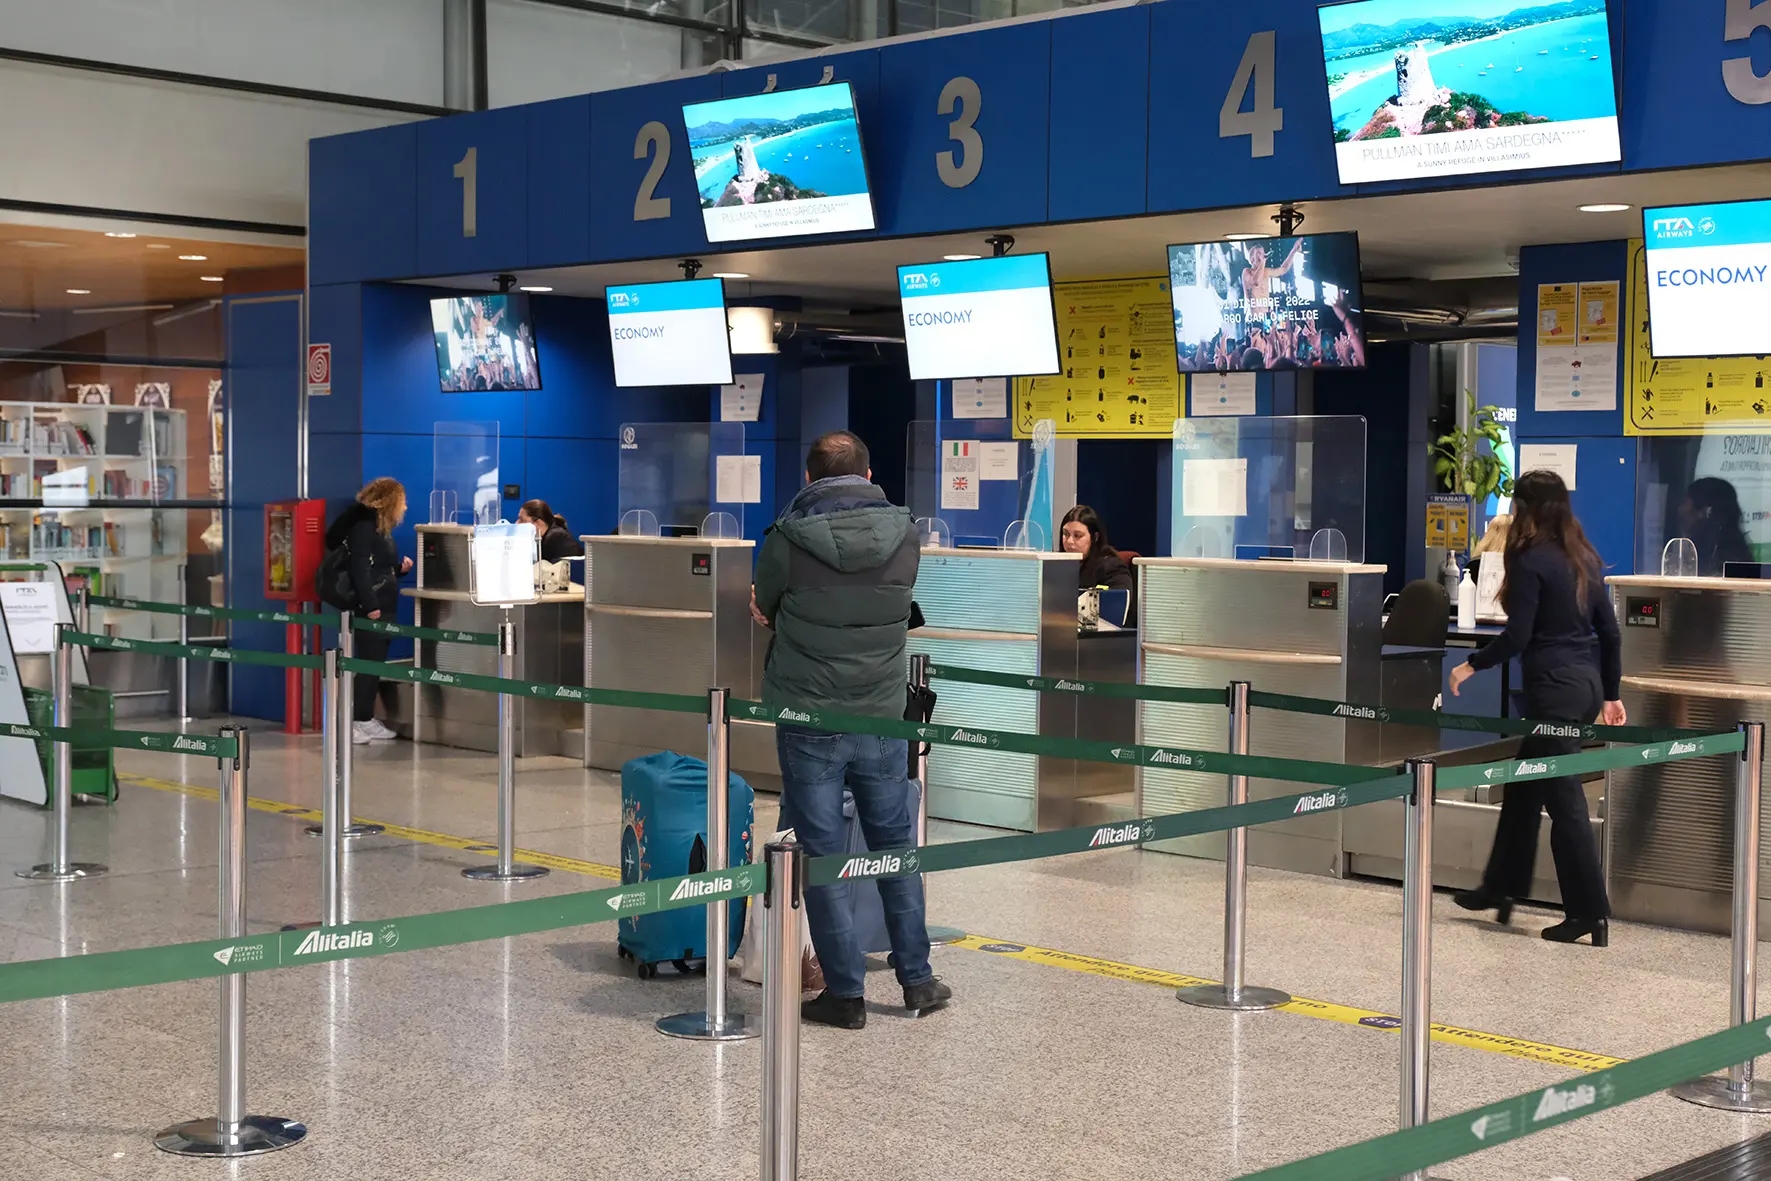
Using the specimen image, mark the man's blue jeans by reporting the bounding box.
[776,725,932,999]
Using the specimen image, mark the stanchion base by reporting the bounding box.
[927,924,966,945]
[655,1010,760,1041]
[15,862,107,882]
[154,1115,307,1157]
[1671,1074,1771,1112]
[304,823,387,840]
[1176,983,1292,1011]
[462,863,549,881]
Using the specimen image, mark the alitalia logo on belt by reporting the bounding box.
[1332,703,1387,721]
[1145,748,1202,769]
[669,875,733,902]
[294,928,374,956]
[1512,759,1556,777]
[1531,722,1586,738]
[1292,789,1346,815]
[947,727,995,747]
[1668,740,1699,756]
[1035,678,1090,693]
[1532,1081,1599,1121]
[776,707,820,726]
[171,736,209,752]
[1088,819,1154,847]
[426,672,457,685]
[840,854,900,878]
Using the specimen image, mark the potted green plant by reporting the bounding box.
[1431,390,1514,551]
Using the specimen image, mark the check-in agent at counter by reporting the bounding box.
[1059,505,1134,627]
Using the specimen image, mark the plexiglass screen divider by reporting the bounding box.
[433,421,500,525]
[1169,415,1367,563]
[1636,436,1770,576]
[907,418,1056,550]
[616,422,746,537]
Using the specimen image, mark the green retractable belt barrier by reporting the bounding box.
[87,595,333,627]
[0,721,237,758]
[63,630,324,670]
[924,663,1228,705]
[339,657,708,715]
[1435,730,1744,791]
[1245,688,1711,745]
[349,617,499,646]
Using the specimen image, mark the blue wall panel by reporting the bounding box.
[873,21,1052,236]
[588,75,720,263]
[309,125,418,286]
[526,95,593,268]
[307,283,362,437]
[416,106,530,277]
[360,283,527,446]
[1048,4,1149,223]
[1624,0,1771,171]
[1515,240,1628,440]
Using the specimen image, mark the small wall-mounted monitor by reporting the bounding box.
[605,278,735,388]
[431,293,542,392]
[1168,232,1366,371]
[1317,0,1621,184]
[682,81,876,244]
[897,254,1061,381]
[1643,199,1771,358]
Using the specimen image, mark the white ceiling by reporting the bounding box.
[417,163,1771,306]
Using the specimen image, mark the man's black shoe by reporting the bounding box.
[801,990,866,1029]
[902,977,952,1016]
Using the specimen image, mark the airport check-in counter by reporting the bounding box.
[404,524,583,757]
[578,536,781,787]
[1606,575,1771,936]
[907,549,1083,832]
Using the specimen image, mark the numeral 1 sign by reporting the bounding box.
[452,147,477,239]
[1220,31,1284,159]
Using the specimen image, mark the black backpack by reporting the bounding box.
[315,540,356,610]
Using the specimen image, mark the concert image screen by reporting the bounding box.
[430,293,542,393]
[1167,233,1367,372]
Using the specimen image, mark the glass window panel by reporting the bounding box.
[488,0,727,107]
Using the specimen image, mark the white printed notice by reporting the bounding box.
[0,599,45,806]
[1519,443,1578,490]
[715,454,763,504]
[1535,281,1618,412]
[900,255,1060,381]
[1191,373,1257,417]
[1181,457,1249,518]
[606,279,734,388]
[0,582,57,654]
[940,440,981,511]
[1643,200,1771,358]
[979,442,1019,480]
[719,374,764,423]
[952,377,1009,419]
[470,522,539,605]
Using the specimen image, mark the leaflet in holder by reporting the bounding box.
[469,522,540,607]
[606,279,735,388]
[898,254,1061,381]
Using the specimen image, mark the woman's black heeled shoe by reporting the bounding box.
[1542,917,1608,947]
[1453,888,1514,926]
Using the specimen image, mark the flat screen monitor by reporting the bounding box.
[430,293,542,392]
[605,278,735,388]
[1642,199,1771,359]
[1317,0,1621,184]
[1167,233,1366,371]
[897,254,1061,381]
[682,81,875,244]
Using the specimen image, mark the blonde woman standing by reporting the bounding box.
[324,477,413,744]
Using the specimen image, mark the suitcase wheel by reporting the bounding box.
[638,962,658,980]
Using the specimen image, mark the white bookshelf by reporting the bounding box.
[0,403,189,641]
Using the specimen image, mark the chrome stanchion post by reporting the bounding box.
[156,727,306,1157]
[464,616,544,881]
[176,563,192,723]
[19,624,105,881]
[308,613,381,839]
[1674,721,1771,1111]
[1398,758,1446,1181]
[1180,681,1287,1010]
[74,585,89,634]
[912,655,963,946]
[321,650,342,925]
[659,687,758,1040]
[759,838,804,1181]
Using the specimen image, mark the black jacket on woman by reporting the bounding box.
[325,502,401,617]
[540,524,583,563]
[1079,550,1133,593]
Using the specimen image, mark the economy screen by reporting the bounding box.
[682,82,875,244]
[1317,0,1620,184]
[1643,200,1771,359]
[605,278,735,388]
[897,254,1061,382]
[1168,233,1366,372]
[431,293,542,392]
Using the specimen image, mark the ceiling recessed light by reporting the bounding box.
[199,275,224,283]
[178,254,208,261]
[104,231,137,239]
[942,254,981,261]
[710,272,750,279]
[517,285,553,292]
[1224,232,1273,241]
[65,288,91,295]
[1578,203,1632,213]
[145,243,172,250]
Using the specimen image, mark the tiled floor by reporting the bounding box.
[0,722,1766,1180]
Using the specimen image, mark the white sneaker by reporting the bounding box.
[350,721,375,745]
[363,718,397,741]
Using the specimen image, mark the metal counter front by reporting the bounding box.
[1606,575,1771,936]
[405,525,583,757]
[908,549,1081,832]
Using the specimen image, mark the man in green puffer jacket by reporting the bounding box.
[752,430,952,1029]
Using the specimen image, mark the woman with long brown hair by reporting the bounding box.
[325,477,412,744]
[1448,470,1623,946]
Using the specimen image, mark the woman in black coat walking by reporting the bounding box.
[325,477,412,744]
[1448,471,1623,946]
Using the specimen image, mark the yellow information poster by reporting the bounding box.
[1626,239,1771,435]
[1425,495,1469,552]
[1013,276,1181,439]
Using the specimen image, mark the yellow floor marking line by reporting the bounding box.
[121,774,620,881]
[952,934,1625,1073]
[122,772,1622,1070]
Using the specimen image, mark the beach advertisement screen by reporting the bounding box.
[1643,201,1771,360]
[1168,233,1366,372]
[898,255,1060,381]
[1318,0,1620,184]
[431,293,542,392]
[683,82,875,244]
[605,279,735,388]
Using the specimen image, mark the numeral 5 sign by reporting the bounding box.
[1725,0,1771,104]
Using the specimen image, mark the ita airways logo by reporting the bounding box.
[609,291,635,309]
[903,272,931,291]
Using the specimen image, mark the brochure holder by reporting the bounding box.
[469,523,540,608]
